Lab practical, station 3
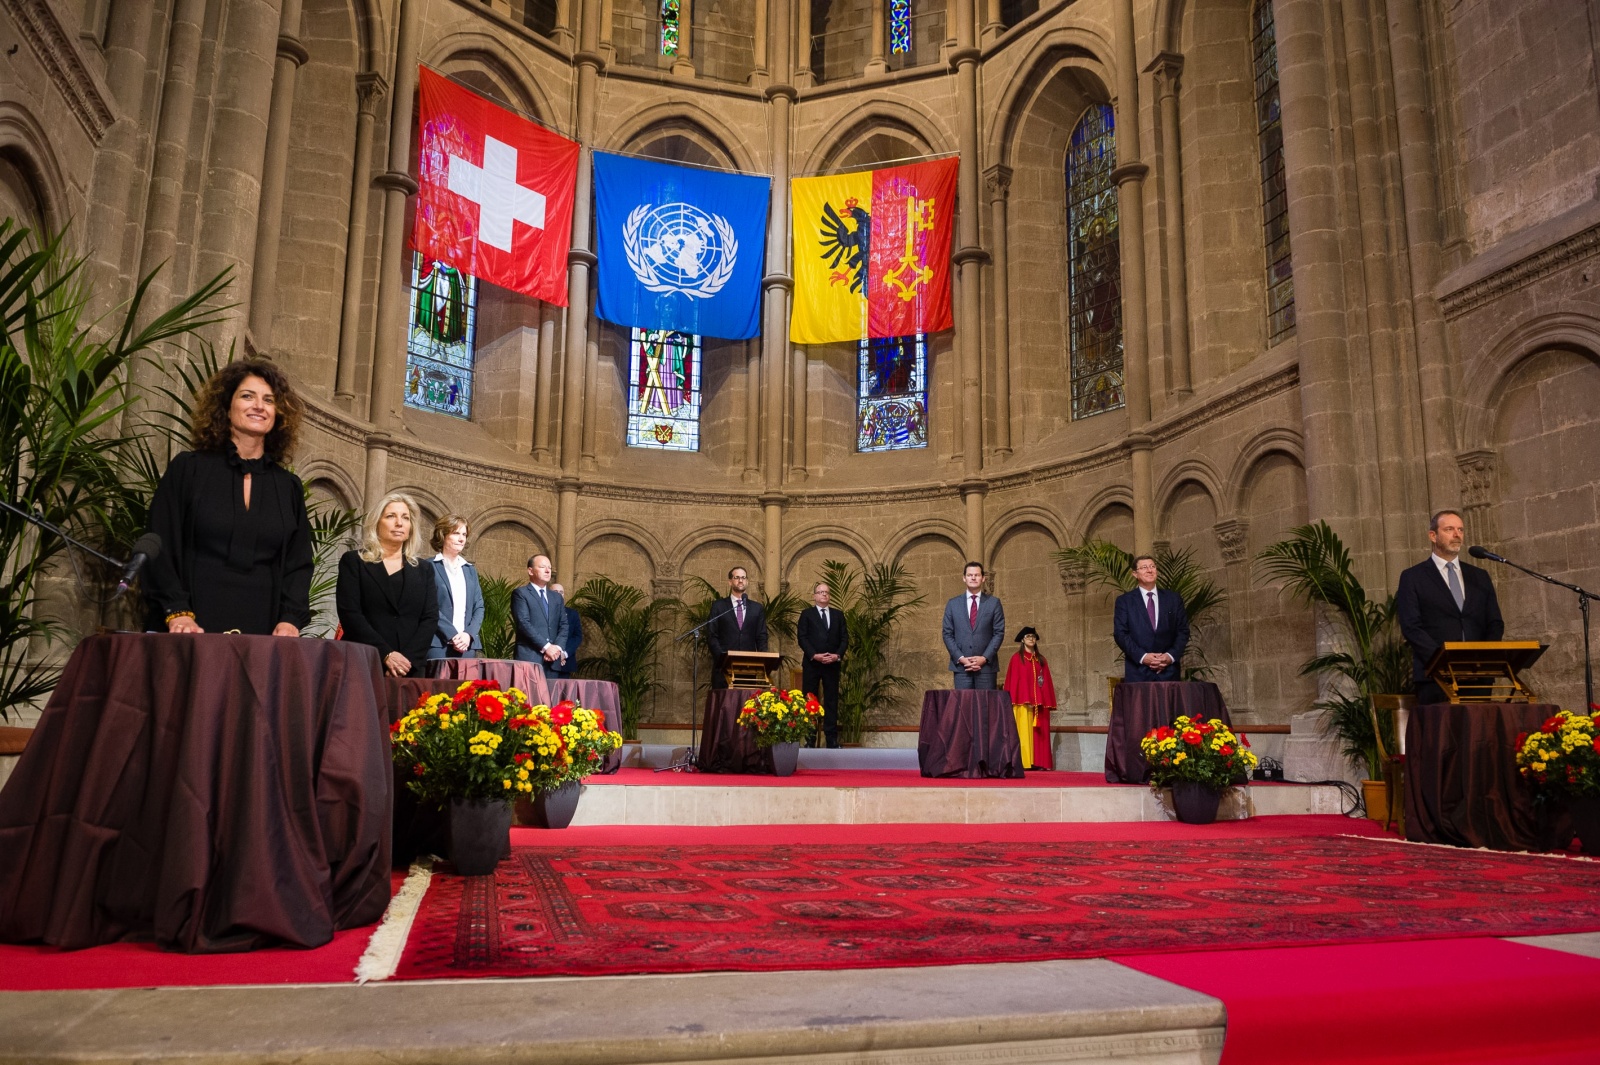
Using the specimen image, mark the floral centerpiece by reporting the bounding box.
[1141,715,1259,824]
[737,687,822,747]
[1515,710,1600,799]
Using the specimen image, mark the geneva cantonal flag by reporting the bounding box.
[593,152,771,341]
[412,67,579,305]
[790,157,958,345]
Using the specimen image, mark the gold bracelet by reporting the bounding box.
[164,611,195,624]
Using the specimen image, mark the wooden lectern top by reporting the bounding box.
[722,650,780,689]
[1425,641,1547,703]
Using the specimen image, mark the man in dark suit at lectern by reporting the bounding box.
[1397,509,1504,705]
[707,565,768,689]
[1113,555,1191,681]
[797,581,849,747]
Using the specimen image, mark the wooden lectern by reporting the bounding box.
[723,650,780,689]
[1425,641,1547,703]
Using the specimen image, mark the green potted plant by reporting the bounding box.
[737,687,821,775]
[1255,521,1414,819]
[1515,709,1600,854]
[1140,715,1259,823]
[567,576,677,742]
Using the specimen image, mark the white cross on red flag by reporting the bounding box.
[412,67,579,304]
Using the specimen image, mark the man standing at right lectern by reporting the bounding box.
[1397,509,1505,705]
[707,565,767,689]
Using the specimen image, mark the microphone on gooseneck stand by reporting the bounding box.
[1468,545,1507,564]
[114,532,162,599]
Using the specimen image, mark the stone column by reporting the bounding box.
[582,309,601,469]
[744,339,762,482]
[952,0,986,560]
[761,0,795,599]
[1214,518,1250,709]
[1058,560,1088,722]
[671,0,695,76]
[555,0,606,579]
[333,72,387,411]
[361,0,420,508]
[789,346,808,479]
[866,0,888,75]
[984,164,1012,458]
[555,0,575,49]
[1147,51,1191,398]
[1455,450,1496,543]
[794,0,812,86]
[1112,0,1153,554]
[982,0,1002,43]
[533,301,558,461]
[752,0,768,81]
[246,0,309,351]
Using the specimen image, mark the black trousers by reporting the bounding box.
[803,662,841,746]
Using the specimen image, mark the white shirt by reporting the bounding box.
[530,582,564,659]
[1140,586,1159,629]
[1431,552,1464,600]
[434,553,468,634]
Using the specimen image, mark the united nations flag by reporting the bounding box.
[594,152,770,341]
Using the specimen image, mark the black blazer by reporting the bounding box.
[336,550,438,676]
[797,605,849,667]
[1396,556,1505,683]
[707,596,768,659]
[1113,586,1191,681]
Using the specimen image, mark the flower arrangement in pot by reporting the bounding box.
[391,682,621,871]
[515,698,622,830]
[1140,715,1260,825]
[737,687,821,776]
[1515,709,1600,854]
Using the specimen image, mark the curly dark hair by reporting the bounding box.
[190,358,302,462]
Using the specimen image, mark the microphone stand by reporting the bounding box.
[0,497,131,589]
[1478,550,1597,710]
[659,611,721,773]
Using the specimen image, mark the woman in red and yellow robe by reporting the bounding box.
[1004,627,1059,770]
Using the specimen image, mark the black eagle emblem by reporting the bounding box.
[818,197,871,292]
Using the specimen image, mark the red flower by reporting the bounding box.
[514,752,531,764]
[550,703,574,727]
[1240,735,1251,748]
[1543,716,1565,733]
[473,679,498,690]
[1183,731,1203,745]
[1197,722,1214,735]
[1218,744,1234,756]
[1593,737,1600,754]
[475,693,506,723]
[389,719,403,734]
[412,764,426,776]
[508,716,533,729]
[1516,732,1529,751]
[587,750,598,761]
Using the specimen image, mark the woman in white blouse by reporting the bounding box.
[426,514,485,660]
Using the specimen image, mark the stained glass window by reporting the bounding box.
[1066,103,1123,420]
[857,334,928,452]
[405,253,477,419]
[889,0,911,53]
[660,0,680,55]
[627,328,701,450]
[1253,0,1295,344]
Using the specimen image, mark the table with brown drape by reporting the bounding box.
[917,690,1025,779]
[0,633,392,952]
[695,689,775,774]
[549,678,624,773]
[1105,681,1230,784]
[425,656,549,707]
[1405,702,1573,851]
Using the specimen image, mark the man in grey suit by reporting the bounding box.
[942,560,1005,690]
[512,554,568,673]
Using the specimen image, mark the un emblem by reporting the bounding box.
[622,202,739,299]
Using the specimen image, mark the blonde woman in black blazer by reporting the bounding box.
[337,492,437,678]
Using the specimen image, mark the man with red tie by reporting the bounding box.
[942,561,1006,690]
[707,565,768,689]
[1113,555,1191,681]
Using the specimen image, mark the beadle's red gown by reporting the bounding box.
[1003,650,1058,769]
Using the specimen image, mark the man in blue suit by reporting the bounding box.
[942,561,1005,689]
[545,580,583,678]
[1113,555,1191,681]
[512,554,568,673]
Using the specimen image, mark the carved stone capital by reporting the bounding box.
[1144,50,1183,97]
[1058,559,1087,596]
[984,164,1013,202]
[1455,449,1497,509]
[374,171,418,196]
[652,578,682,599]
[1110,162,1150,186]
[1214,519,1250,566]
[355,71,389,114]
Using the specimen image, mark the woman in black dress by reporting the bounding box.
[146,359,313,635]
[336,492,437,677]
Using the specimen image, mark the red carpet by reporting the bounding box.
[590,767,1121,787]
[391,832,1600,980]
[1119,938,1600,1065]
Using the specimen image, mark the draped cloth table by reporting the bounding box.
[695,689,775,774]
[917,690,1025,779]
[425,657,549,707]
[1105,682,1231,784]
[0,633,392,952]
[549,679,624,773]
[1405,702,1573,851]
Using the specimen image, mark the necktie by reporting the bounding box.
[969,595,978,628]
[735,598,745,628]
[1146,590,1157,628]
[820,607,828,628]
[1446,562,1465,610]
[539,587,548,613]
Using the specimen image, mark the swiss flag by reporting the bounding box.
[412,67,579,305]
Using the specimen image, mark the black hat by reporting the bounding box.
[1014,626,1039,642]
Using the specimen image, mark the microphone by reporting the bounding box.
[1468,545,1506,564]
[115,532,162,597]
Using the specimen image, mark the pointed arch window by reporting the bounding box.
[1066,103,1123,420]
[627,328,701,450]
[405,253,478,419]
[1253,0,1295,344]
[660,0,681,55]
[858,334,928,452]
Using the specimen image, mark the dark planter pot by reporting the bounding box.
[1571,794,1600,856]
[448,797,513,875]
[770,741,800,777]
[1171,780,1224,825]
[532,780,582,829]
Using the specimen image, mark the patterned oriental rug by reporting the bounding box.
[391,835,1600,980]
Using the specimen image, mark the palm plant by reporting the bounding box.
[0,221,229,719]
[568,576,678,741]
[1052,540,1228,678]
[815,559,922,744]
[1254,520,1413,778]
[477,575,520,661]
